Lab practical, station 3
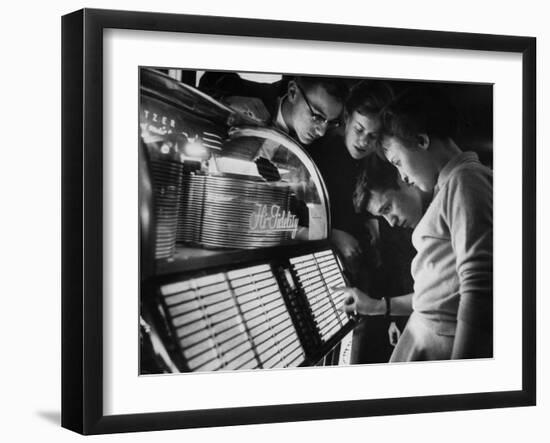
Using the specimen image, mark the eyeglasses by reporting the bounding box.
[295,83,341,129]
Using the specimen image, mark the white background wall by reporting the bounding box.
[0,1,546,441]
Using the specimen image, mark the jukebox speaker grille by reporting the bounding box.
[160,264,305,372]
[178,174,295,249]
[149,159,184,260]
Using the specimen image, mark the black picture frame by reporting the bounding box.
[61,8,536,435]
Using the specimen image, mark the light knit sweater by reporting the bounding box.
[410,152,493,336]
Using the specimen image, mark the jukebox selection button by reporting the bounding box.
[161,280,192,296]
[227,264,271,280]
[297,273,322,285]
[269,305,286,319]
[172,309,204,328]
[204,299,235,317]
[187,348,219,371]
[209,316,242,336]
[167,298,200,316]
[244,312,267,330]
[254,329,275,348]
[175,317,206,337]
[262,352,283,369]
[179,327,211,349]
[259,344,280,363]
[248,321,270,339]
[223,350,258,371]
[192,357,222,373]
[218,334,250,355]
[270,317,293,335]
[267,309,289,326]
[207,306,239,326]
[289,254,315,265]
[242,305,265,322]
[234,290,259,304]
[183,337,216,360]
[314,250,333,258]
[214,326,243,345]
[227,275,253,289]
[255,341,276,361]
[194,273,226,287]
[197,281,231,298]
[276,331,297,351]
[221,341,253,366]
[309,298,332,316]
[281,346,304,367]
[239,298,262,314]
[262,296,284,312]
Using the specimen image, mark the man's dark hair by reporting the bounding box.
[345,80,395,117]
[353,153,400,214]
[380,85,459,145]
[296,76,349,102]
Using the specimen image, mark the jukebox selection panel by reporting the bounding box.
[289,250,349,342]
[157,249,350,372]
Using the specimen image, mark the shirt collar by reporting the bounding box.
[274,95,290,134]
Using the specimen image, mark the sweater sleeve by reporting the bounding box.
[446,166,493,331]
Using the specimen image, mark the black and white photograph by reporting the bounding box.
[1,0,547,440]
[57,5,538,436]
[139,67,494,374]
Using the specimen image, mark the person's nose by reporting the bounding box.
[385,214,398,227]
[313,123,327,137]
[357,132,369,148]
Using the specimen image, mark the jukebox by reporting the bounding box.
[139,68,355,374]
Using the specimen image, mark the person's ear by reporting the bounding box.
[287,80,298,103]
[417,133,430,151]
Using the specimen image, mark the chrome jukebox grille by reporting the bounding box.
[149,159,184,260]
[178,174,295,249]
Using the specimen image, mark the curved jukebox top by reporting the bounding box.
[140,69,330,265]
[139,68,354,374]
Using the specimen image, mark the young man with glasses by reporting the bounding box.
[281,78,345,145]
[199,72,347,146]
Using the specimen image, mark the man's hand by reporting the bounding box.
[388,321,401,346]
[223,96,271,123]
[334,286,385,317]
